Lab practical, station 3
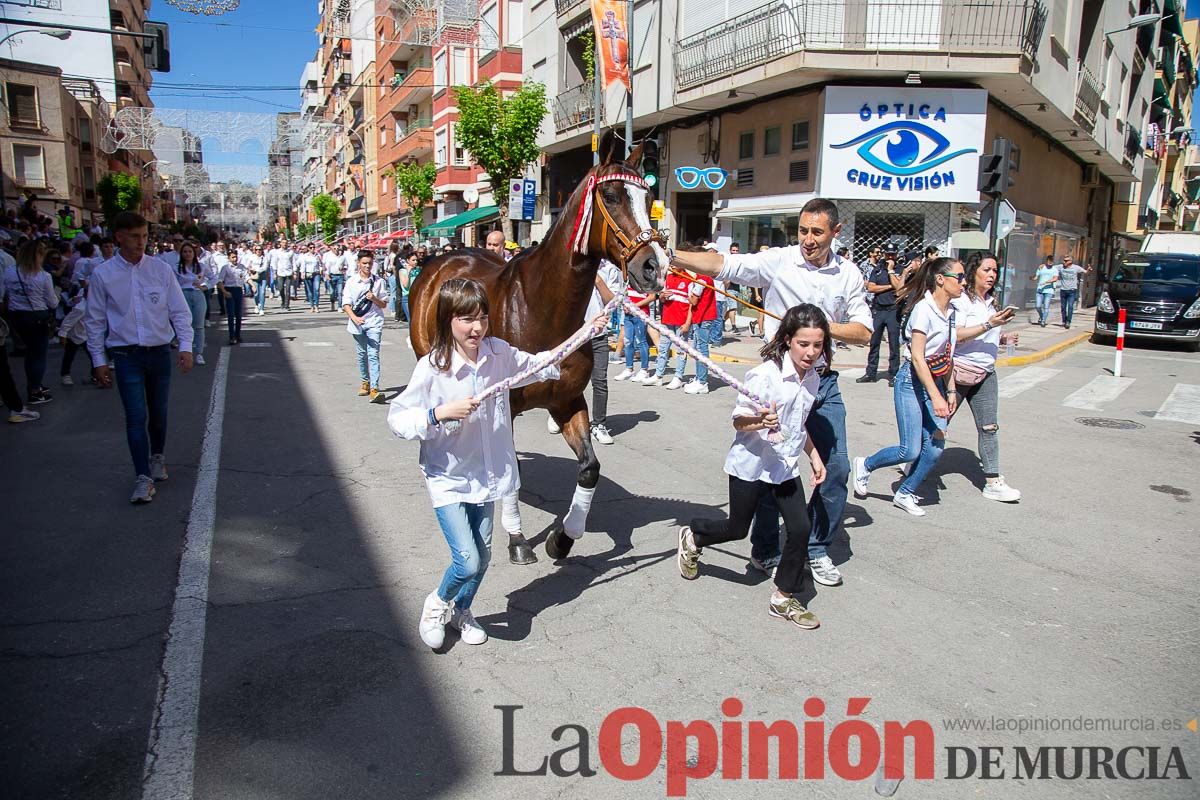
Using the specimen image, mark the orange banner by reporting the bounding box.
[590,0,630,92]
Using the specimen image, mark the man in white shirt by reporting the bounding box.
[272,240,296,310]
[669,197,871,587]
[84,212,194,505]
[297,244,321,312]
[323,244,346,312]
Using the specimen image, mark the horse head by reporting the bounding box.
[569,132,669,294]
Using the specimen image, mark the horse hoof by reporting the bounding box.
[545,528,575,560]
[508,534,538,565]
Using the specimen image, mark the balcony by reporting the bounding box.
[1074,62,1102,130]
[674,0,1048,91]
[387,60,434,110]
[556,0,588,20]
[553,82,601,133]
[392,119,434,161]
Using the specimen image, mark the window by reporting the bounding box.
[451,124,467,166]
[764,126,781,156]
[434,51,448,92]
[6,83,38,127]
[451,47,470,86]
[380,127,387,146]
[788,160,809,183]
[12,144,46,188]
[482,4,499,54]
[738,131,754,160]
[382,175,389,194]
[507,0,524,45]
[735,168,754,187]
[791,121,810,151]
[435,127,448,168]
[395,118,404,139]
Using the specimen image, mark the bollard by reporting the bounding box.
[1114,307,1126,378]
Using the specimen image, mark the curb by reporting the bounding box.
[994,332,1091,367]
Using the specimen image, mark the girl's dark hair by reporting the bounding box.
[898,256,959,313]
[430,278,490,372]
[759,303,831,369]
[963,251,999,302]
[178,242,200,274]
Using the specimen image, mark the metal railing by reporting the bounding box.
[553,82,600,133]
[398,118,433,140]
[555,0,588,17]
[1074,62,1102,129]
[675,0,1048,91]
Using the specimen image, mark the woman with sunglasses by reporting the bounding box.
[852,257,965,517]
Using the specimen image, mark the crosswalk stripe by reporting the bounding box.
[238,342,272,348]
[998,366,1061,399]
[1155,384,1200,425]
[1062,375,1135,410]
[303,341,334,347]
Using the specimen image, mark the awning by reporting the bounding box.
[348,196,364,212]
[421,204,499,237]
[712,193,815,219]
[1163,3,1184,38]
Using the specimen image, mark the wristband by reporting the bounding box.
[946,390,958,397]
[428,407,440,426]
[982,321,993,332]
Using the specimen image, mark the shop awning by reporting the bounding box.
[712,193,815,219]
[1163,2,1185,38]
[421,204,499,237]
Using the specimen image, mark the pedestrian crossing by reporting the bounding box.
[997,367,1061,399]
[1062,376,1134,410]
[999,366,1200,425]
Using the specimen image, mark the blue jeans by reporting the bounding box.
[305,275,321,309]
[225,287,244,339]
[254,277,267,310]
[751,369,850,561]
[434,501,494,611]
[653,323,688,377]
[329,274,344,311]
[624,313,649,369]
[386,275,397,314]
[112,345,172,478]
[351,326,382,388]
[864,361,948,495]
[692,318,720,385]
[183,288,206,356]
[400,293,410,322]
[1060,289,1078,326]
[1035,290,1053,324]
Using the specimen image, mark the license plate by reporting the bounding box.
[1128,320,1163,330]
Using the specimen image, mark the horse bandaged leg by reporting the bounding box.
[501,490,522,535]
[562,485,595,539]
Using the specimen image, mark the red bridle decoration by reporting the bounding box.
[570,173,648,256]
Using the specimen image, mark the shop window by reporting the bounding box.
[764,126,781,156]
[736,167,754,188]
[738,131,754,160]
[792,121,809,151]
[788,160,809,183]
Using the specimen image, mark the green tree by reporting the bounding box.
[452,80,548,241]
[96,172,143,229]
[309,193,342,244]
[295,221,315,238]
[391,161,437,228]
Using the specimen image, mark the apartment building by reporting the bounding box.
[528,0,1181,308]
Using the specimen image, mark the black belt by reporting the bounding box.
[109,344,170,354]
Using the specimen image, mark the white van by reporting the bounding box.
[1139,232,1200,254]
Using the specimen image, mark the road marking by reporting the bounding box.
[1078,348,1200,365]
[140,348,229,800]
[303,341,334,347]
[1155,383,1200,425]
[998,366,1061,399]
[238,342,272,348]
[1062,375,1135,410]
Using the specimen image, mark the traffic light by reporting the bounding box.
[977,137,1018,196]
[143,21,171,73]
[641,136,661,198]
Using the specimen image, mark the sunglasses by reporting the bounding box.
[675,167,729,190]
[941,272,966,282]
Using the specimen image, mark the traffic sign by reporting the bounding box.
[981,199,1017,240]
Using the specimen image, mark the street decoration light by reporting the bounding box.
[163,0,240,15]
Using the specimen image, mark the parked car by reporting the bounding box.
[1139,232,1200,255]
[1094,253,1200,351]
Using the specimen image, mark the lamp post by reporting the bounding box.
[1104,13,1161,38]
[0,28,71,47]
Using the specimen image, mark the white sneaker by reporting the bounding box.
[642,374,663,387]
[749,554,780,578]
[547,415,561,434]
[590,423,614,445]
[982,477,1021,503]
[809,556,843,586]
[852,456,870,498]
[630,369,649,383]
[196,354,206,365]
[683,380,710,394]
[7,409,40,423]
[893,491,926,517]
[665,376,685,390]
[60,375,74,386]
[614,368,634,381]
[450,607,488,645]
[130,475,155,504]
[150,453,168,482]
[418,592,453,649]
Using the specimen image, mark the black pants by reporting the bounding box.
[10,314,49,395]
[692,475,811,594]
[225,287,244,340]
[60,339,84,376]
[278,277,292,309]
[0,350,23,411]
[589,334,608,425]
[866,305,900,379]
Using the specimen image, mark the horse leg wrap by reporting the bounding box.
[563,485,595,540]
[501,491,522,535]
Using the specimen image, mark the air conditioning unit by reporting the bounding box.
[1082,164,1101,187]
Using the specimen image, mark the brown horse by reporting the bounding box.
[408,136,668,560]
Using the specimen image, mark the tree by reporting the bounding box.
[295,221,316,238]
[309,193,342,244]
[96,172,143,229]
[452,80,548,241]
[391,161,437,228]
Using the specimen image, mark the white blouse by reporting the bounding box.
[724,356,819,485]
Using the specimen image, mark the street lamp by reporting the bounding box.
[1104,13,1161,38]
[142,159,171,175]
[0,28,72,47]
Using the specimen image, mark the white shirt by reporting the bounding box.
[74,255,105,284]
[718,247,873,340]
[271,248,295,276]
[905,292,954,361]
[241,252,264,276]
[159,250,180,270]
[388,337,562,508]
[58,296,88,344]
[217,262,250,288]
[322,251,344,276]
[174,264,206,291]
[341,251,357,275]
[586,260,624,319]
[952,293,1001,372]
[724,356,819,485]
[2,265,59,311]
[341,272,389,333]
[84,251,195,363]
[298,253,320,277]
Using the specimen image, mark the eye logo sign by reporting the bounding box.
[831,121,976,177]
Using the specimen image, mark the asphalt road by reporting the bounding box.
[2,311,1197,800]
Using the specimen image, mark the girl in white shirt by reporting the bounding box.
[389,278,567,650]
[853,257,964,517]
[175,243,209,364]
[676,304,829,630]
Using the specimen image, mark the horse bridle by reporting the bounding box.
[570,172,668,276]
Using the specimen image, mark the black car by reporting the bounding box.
[1094,253,1200,351]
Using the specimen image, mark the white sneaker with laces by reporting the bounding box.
[809,556,843,586]
[450,608,488,645]
[893,491,926,516]
[61,375,74,386]
[630,369,649,383]
[196,354,206,365]
[852,456,870,498]
[749,554,780,578]
[590,423,613,445]
[982,477,1021,503]
[547,415,561,434]
[684,380,710,394]
[614,368,634,381]
[665,376,685,390]
[150,453,168,482]
[419,592,453,649]
[642,374,663,387]
[8,409,40,423]
[130,475,156,504]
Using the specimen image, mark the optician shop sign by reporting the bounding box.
[819,87,987,204]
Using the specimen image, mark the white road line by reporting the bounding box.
[1077,348,1200,365]
[1062,375,1136,410]
[303,341,334,347]
[140,348,229,800]
[238,342,272,348]
[998,367,1061,399]
[1155,383,1200,425]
